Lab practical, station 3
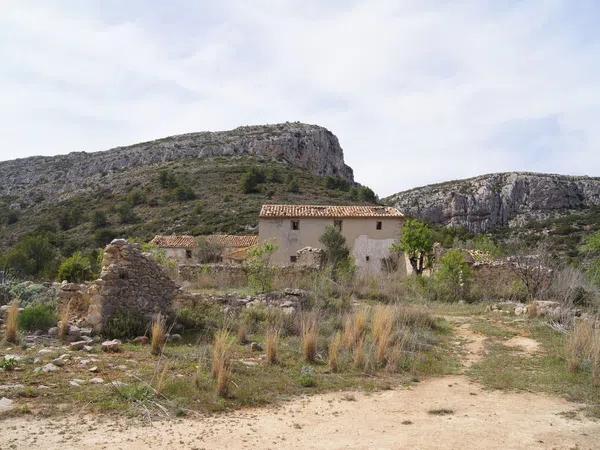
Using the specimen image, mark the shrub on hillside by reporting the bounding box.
[5,234,58,279]
[177,303,225,337]
[19,303,57,331]
[103,310,148,339]
[92,210,108,228]
[240,167,266,194]
[57,252,93,283]
[117,202,139,224]
[175,185,196,201]
[8,281,57,307]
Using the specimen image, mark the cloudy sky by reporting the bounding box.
[1,1,599,196]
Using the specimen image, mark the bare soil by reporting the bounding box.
[1,315,598,449]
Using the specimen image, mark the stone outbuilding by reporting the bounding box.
[151,234,258,265]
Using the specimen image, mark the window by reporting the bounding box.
[334,219,343,231]
[376,221,382,230]
[290,255,297,263]
[185,249,192,259]
[291,220,300,230]
[365,256,370,262]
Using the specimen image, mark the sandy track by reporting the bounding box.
[1,375,598,450]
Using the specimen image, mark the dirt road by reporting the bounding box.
[1,320,598,449]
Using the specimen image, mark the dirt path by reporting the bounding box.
[1,317,598,449]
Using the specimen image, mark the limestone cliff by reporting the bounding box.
[386,172,600,233]
[0,122,353,207]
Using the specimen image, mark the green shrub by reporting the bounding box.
[92,210,108,229]
[19,303,57,331]
[299,366,316,387]
[240,167,266,194]
[245,243,277,293]
[159,170,178,189]
[117,202,139,224]
[57,252,93,283]
[175,185,196,201]
[176,303,225,337]
[9,281,56,307]
[434,250,472,302]
[287,178,300,193]
[5,234,58,279]
[103,310,148,339]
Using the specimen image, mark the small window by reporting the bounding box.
[334,219,343,231]
[291,220,300,230]
[365,256,370,262]
[290,255,298,263]
[376,221,382,230]
[185,249,192,259]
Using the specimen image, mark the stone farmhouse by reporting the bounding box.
[151,204,407,275]
[259,204,407,274]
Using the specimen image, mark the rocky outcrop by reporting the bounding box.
[0,122,353,207]
[86,239,178,333]
[387,172,600,233]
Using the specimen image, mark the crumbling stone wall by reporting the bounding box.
[86,239,178,333]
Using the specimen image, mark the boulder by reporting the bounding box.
[101,339,122,352]
[69,341,88,351]
[132,336,149,345]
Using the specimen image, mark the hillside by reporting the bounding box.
[0,122,353,210]
[386,172,600,233]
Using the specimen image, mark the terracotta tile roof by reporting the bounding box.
[200,234,259,248]
[150,235,197,249]
[259,204,404,218]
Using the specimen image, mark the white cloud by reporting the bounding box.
[1,0,599,195]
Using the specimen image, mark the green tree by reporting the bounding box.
[5,234,58,278]
[319,225,351,278]
[57,252,93,283]
[392,219,433,276]
[117,202,138,224]
[159,170,178,189]
[435,249,472,302]
[245,243,277,293]
[92,210,108,229]
[287,178,300,193]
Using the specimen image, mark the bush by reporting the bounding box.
[176,303,225,337]
[57,252,93,283]
[175,185,196,201]
[434,250,473,302]
[298,366,316,387]
[117,202,138,224]
[319,226,351,279]
[103,310,148,339]
[5,234,58,279]
[19,303,57,331]
[325,176,350,191]
[245,243,277,293]
[9,281,56,307]
[92,210,108,229]
[240,167,266,194]
[94,229,118,247]
[159,170,178,189]
[287,178,300,193]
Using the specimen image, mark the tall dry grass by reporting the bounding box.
[591,332,600,387]
[566,320,594,372]
[527,302,539,319]
[328,331,343,372]
[372,305,396,366]
[342,308,368,349]
[266,328,280,365]
[58,300,71,341]
[151,314,167,356]
[5,301,19,343]
[353,337,366,370]
[301,314,319,363]
[237,323,248,344]
[212,329,234,397]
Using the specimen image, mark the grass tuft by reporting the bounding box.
[151,313,167,356]
[58,301,71,341]
[566,321,593,373]
[372,305,395,366]
[5,301,20,343]
[266,328,280,365]
[342,308,369,349]
[328,331,343,372]
[301,314,318,363]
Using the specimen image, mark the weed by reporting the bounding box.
[212,329,233,379]
[353,337,366,370]
[372,305,395,366]
[58,301,71,341]
[566,321,593,372]
[299,366,316,387]
[301,314,318,363]
[237,323,248,344]
[342,308,368,349]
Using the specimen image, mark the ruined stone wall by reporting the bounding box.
[86,239,179,332]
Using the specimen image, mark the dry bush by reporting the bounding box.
[5,301,19,343]
[566,320,594,372]
[155,362,169,395]
[372,305,396,366]
[353,337,366,369]
[395,305,436,330]
[211,329,233,379]
[58,301,71,341]
[151,314,167,356]
[301,314,319,363]
[237,323,248,344]
[527,302,539,319]
[328,331,343,372]
[342,308,369,349]
[266,328,280,365]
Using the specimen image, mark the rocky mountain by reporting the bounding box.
[0,122,353,208]
[386,172,600,233]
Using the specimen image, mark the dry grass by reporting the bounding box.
[592,332,600,387]
[301,314,319,363]
[328,332,343,372]
[58,301,71,341]
[353,337,366,369]
[151,314,167,356]
[566,320,594,372]
[215,358,232,397]
[237,323,248,344]
[5,301,19,343]
[155,362,169,395]
[211,329,233,379]
[372,305,396,366]
[266,328,280,365]
[342,308,369,349]
[527,302,539,319]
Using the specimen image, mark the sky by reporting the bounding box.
[1,1,600,196]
